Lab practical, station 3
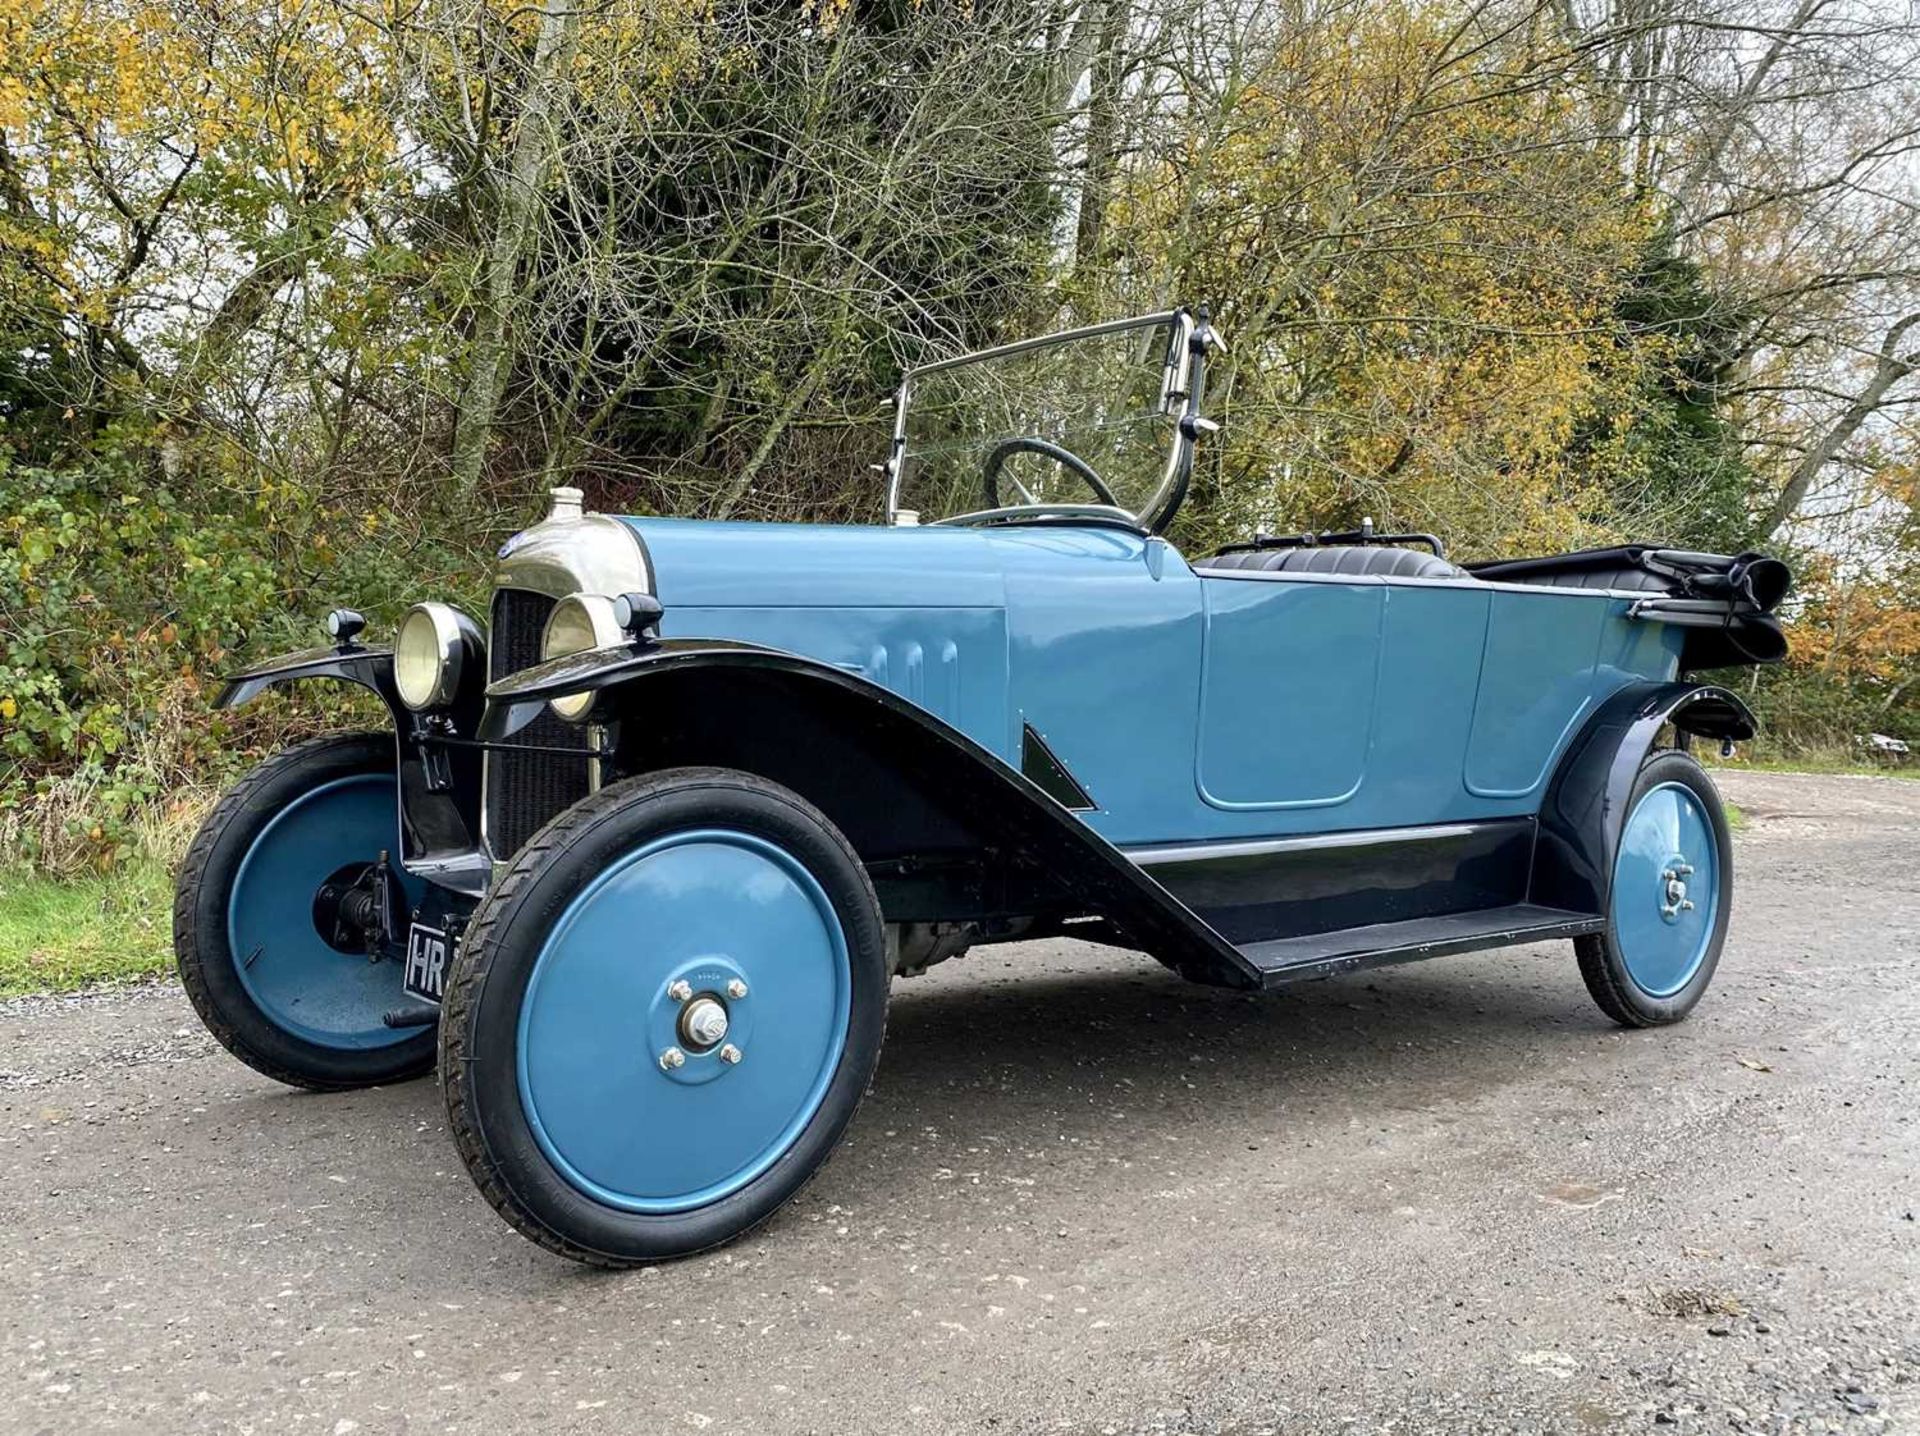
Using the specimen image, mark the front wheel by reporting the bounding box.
[174,732,438,1090]
[441,767,889,1266]
[1576,749,1733,1027]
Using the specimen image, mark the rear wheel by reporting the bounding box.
[174,732,437,1090]
[441,767,889,1266]
[1577,749,1733,1027]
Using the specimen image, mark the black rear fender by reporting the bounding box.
[1532,681,1755,914]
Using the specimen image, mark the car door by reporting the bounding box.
[1195,574,1386,811]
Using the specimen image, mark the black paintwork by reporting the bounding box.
[478,634,673,739]
[1242,904,1604,985]
[1136,819,1535,946]
[1532,680,1755,917]
[1021,723,1097,812]
[217,644,401,714]
[215,644,486,875]
[480,636,1265,988]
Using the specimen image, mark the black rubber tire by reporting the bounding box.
[440,767,889,1267]
[174,732,437,1090]
[1576,749,1734,1028]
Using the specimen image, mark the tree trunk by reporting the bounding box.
[1073,0,1131,278]
[169,214,324,403]
[449,0,583,495]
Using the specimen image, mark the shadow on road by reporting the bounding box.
[876,943,1609,1103]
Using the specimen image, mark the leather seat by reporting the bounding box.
[1197,545,1468,580]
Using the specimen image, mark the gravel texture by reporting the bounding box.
[1,769,1915,1434]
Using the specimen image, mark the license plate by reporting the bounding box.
[403,923,451,1004]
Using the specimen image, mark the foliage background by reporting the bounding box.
[2,0,1917,873]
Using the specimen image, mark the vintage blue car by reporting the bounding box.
[177,310,1791,1265]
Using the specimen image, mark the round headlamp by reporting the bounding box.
[394,602,478,711]
[541,593,622,722]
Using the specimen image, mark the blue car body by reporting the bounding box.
[631,515,1684,844]
[221,500,1766,991]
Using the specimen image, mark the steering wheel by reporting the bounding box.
[980,436,1118,509]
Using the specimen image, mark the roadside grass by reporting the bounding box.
[1705,740,1915,781]
[0,860,174,998]
[1708,753,1917,781]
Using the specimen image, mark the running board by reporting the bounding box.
[1239,904,1603,987]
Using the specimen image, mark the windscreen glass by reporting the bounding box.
[893,318,1183,524]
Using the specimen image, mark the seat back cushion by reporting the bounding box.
[1198,545,1468,580]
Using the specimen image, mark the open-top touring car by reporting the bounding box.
[176,309,1791,1265]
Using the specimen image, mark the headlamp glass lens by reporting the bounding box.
[542,596,611,721]
[394,606,449,710]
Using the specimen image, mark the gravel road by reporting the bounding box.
[2,769,1915,1435]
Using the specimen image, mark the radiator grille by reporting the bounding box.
[485,588,591,857]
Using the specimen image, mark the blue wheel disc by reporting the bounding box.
[1611,780,1720,998]
[516,829,852,1214]
[226,774,420,1049]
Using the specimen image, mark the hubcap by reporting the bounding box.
[1611,782,1720,998]
[517,828,850,1213]
[680,996,730,1050]
[1659,863,1696,921]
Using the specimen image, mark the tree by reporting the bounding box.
[444,0,585,496]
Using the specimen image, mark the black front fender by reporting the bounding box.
[481,637,1263,990]
[216,644,405,721]
[477,637,771,741]
[1532,681,1756,914]
[214,644,486,887]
